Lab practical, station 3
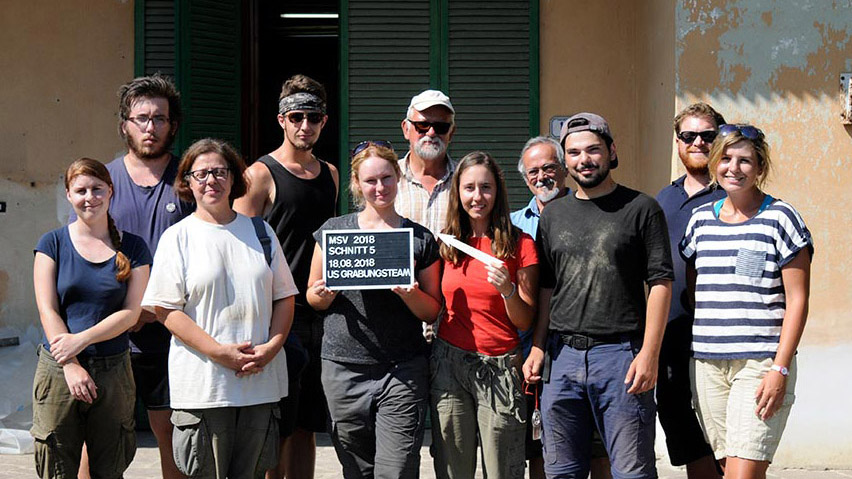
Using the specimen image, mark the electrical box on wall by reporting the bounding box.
[841,73,852,125]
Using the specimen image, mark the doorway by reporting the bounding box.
[245,0,340,167]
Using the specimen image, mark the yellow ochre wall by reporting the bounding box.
[0,1,133,337]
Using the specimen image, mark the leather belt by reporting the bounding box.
[558,333,627,350]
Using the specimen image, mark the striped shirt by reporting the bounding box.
[680,197,813,360]
[395,153,456,236]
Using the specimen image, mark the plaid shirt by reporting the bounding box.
[395,152,457,236]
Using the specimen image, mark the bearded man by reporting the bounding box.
[654,102,727,479]
[395,89,457,235]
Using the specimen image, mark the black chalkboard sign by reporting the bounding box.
[322,228,414,290]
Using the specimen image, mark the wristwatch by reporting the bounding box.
[770,364,789,376]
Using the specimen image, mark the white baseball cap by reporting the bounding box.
[408,89,455,114]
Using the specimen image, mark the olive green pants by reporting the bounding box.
[31,346,136,479]
[430,339,527,479]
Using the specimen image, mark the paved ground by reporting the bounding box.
[1,431,850,478]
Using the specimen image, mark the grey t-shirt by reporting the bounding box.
[313,213,439,364]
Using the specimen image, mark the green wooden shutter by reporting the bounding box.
[135,0,176,77]
[346,0,432,149]
[175,0,242,152]
[447,0,533,209]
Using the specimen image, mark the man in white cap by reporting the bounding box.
[395,89,457,235]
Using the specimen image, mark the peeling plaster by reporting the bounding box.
[676,1,852,98]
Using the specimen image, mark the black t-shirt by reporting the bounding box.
[313,213,440,364]
[538,185,674,337]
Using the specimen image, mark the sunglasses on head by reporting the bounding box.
[285,111,324,124]
[718,124,764,140]
[352,140,394,157]
[406,119,453,135]
[677,130,718,144]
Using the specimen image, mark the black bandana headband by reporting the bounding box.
[279,92,327,115]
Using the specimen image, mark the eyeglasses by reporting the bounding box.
[285,111,324,125]
[185,167,230,182]
[676,130,718,144]
[352,140,394,157]
[127,115,170,129]
[718,124,764,140]
[525,163,561,180]
[406,119,453,135]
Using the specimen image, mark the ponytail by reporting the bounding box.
[108,214,131,282]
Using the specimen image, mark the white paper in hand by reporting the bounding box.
[437,233,504,267]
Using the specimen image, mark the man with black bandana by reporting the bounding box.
[235,74,339,479]
[523,113,673,479]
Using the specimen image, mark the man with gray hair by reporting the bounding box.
[395,89,457,235]
[510,136,567,479]
[510,136,568,240]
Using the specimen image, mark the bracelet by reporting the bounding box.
[501,282,517,299]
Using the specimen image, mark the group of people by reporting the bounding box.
[30,71,812,479]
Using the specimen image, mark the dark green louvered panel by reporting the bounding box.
[347,0,432,153]
[447,0,531,210]
[176,0,242,151]
[140,0,176,76]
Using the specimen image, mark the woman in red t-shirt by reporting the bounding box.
[431,151,539,479]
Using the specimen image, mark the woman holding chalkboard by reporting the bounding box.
[306,141,442,478]
[431,151,539,479]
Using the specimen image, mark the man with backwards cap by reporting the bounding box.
[522,113,674,479]
[395,89,457,236]
[235,74,339,479]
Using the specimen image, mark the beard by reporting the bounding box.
[126,130,175,160]
[569,163,610,189]
[289,135,317,151]
[414,136,447,161]
[679,148,710,177]
[534,178,561,203]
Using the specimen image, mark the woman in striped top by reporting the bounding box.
[680,124,812,479]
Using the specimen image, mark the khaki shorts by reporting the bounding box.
[691,356,797,462]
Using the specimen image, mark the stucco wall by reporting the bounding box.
[676,0,852,467]
[0,1,133,348]
[540,0,676,195]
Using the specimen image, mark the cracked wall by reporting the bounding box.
[676,1,852,467]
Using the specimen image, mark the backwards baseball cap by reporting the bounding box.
[408,89,455,115]
[559,112,618,168]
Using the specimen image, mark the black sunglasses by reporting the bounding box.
[677,130,718,144]
[718,124,764,140]
[285,111,324,124]
[352,140,394,157]
[406,119,453,135]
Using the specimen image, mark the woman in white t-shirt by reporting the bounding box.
[143,138,299,479]
[681,125,812,479]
